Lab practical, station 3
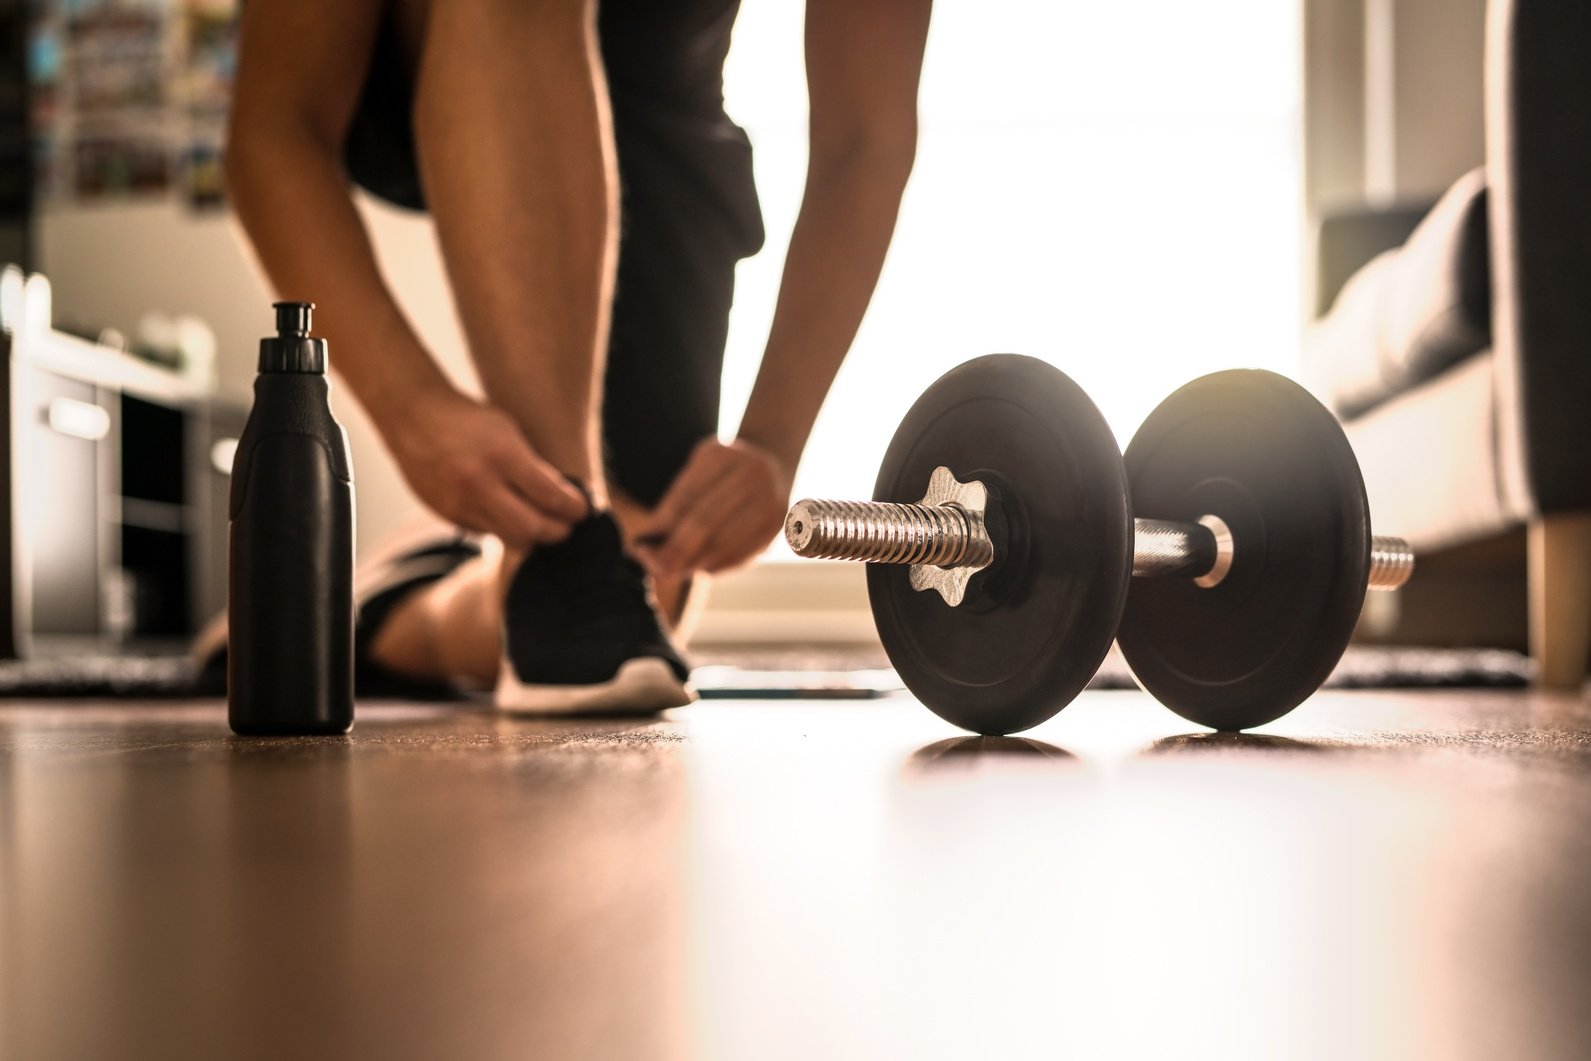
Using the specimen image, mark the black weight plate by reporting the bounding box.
[1117,370,1370,731]
[868,355,1132,735]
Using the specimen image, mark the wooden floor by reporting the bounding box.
[2,687,1589,1061]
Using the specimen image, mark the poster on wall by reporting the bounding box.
[67,0,169,115]
[180,134,223,209]
[28,10,64,201]
[72,127,172,198]
[28,0,242,209]
[180,0,236,122]
[179,0,237,211]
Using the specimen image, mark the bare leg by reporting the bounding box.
[189,519,511,690]
[406,0,618,491]
[369,548,505,688]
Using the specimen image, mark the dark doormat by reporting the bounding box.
[0,645,1534,700]
[0,654,207,699]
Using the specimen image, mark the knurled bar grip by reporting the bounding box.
[784,498,1415,591]
[1130,519,1217,578]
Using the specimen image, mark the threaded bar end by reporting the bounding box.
[785,499,973,566]
[1368,536,1414,590]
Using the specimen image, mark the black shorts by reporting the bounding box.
[343,0,765,507]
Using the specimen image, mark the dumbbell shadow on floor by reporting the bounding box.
[785,355,1413,736]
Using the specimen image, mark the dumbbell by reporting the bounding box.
[783,355,1413,735]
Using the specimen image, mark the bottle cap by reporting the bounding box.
[258,301,328,373]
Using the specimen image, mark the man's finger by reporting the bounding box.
[691,515,769,576]
[476,484,570,549]
[650,444,729,532]
[697,504,780,574]
[498,445,589,522]
[700,523,767,575]
[651,513,711,576]
[655,473,748,574]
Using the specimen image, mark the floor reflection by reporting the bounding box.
[907,734,1076,771]
[1145,731,1341,756]
[0,708,692,1061]
[4,692,1591,1061]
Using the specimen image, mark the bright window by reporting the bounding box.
[721,2,1303,539]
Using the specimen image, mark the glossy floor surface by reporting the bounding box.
[2,688,1589,1061]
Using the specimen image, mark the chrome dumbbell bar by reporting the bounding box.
[784,467,1414,605]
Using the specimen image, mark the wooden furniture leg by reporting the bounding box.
[1528,514,1591,689]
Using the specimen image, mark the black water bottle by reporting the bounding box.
[228,302,355,735]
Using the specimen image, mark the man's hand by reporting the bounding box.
[634,438,792,577]
[383,387,589,550]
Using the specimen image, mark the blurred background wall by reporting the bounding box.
[37,194,468,558]
[26,0,1316,565]
[1304,0,1486,212]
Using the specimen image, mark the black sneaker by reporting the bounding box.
[495,512,694,714]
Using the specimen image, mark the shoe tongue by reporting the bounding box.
[545,511,634,581]
[551,513,653,619]
[506,510,641,609]
[571,511,625,556]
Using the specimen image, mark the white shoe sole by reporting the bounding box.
[495,656,697,716]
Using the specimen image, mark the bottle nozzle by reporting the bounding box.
[260,301,326,373]
[274,301,314,338]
